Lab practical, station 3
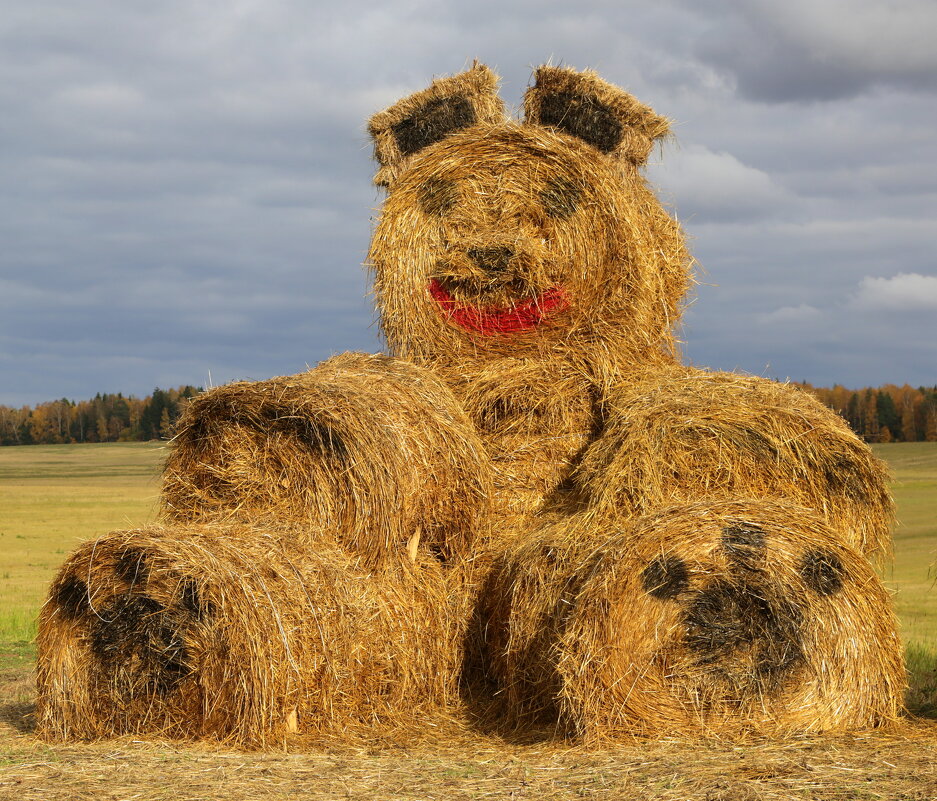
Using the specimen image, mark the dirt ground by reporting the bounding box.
[3,659,937,801]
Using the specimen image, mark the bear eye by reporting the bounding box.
[418,177,458,216]
[540,177,582,219]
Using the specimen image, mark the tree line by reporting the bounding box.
[1,382,935,446]
[795,383,937,443]
[0,386,201,445]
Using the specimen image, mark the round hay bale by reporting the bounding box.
[574,365,893,561]
[476,500,904,740]
[161,352,493,567]
[438,357,598,526]
[36,523,462,747]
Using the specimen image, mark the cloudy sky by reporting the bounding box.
[2,0,935,407]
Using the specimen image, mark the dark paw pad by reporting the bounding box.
[641,556,689,599]
[90,594,191,696]
[682,578,805,688]
[115,547,149,585]
[721,523,766,569]
[54,575,90,620]
[800,549,844,596]
[179,577,214,620]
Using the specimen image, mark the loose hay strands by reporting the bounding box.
[36,523,462,747]
[574,365,894,561]
[368,65,691,386]
[475,500,905,741]
[161,352,493,568]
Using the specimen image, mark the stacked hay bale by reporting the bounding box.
[162,351,493,567]
[37,62,904,748]
[438,358,598,526]
[37,523,460,746]
[573,365,894,561]
[38,352,496,743]
[475,500,904,740]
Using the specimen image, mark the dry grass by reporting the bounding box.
[474,500,904,741]
[576,365,894,561]
[4,674,937,801]
[36,523,463,748]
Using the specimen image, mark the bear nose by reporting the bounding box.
[467,246,513,275]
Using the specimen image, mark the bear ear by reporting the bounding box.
[368,62,506,188]
[524,66,671,165]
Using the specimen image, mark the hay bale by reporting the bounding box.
[475,500,905,740]
[161,352,492,567]
[367,65,691,384]
[36,523,462,747]
[437,358,598,525]
[574,365,893,561]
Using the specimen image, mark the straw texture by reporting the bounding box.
[475,500,905,741]
[574,365,894,560]
[36,523,462,747]
[162,352,493,567]
[368,66,691,386]
[37,62,902,749]
[439,358,598,525]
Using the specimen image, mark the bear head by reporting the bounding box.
[367,63,692,385]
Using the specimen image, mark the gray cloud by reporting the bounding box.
[690,0,937,102]
[1,0,935,406]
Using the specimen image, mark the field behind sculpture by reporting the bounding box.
[1,441,936,799]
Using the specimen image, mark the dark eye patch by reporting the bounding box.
[800,549,845,596]
[540,177,582,219]
[418,177,459,216]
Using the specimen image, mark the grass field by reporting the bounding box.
[0,442,164,642]
[1,441,936,799]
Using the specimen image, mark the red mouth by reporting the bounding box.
[428,280,570,336]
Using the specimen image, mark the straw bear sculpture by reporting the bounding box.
[37,64,905,747]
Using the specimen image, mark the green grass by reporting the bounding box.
[872,442,937,644]
[0,442,164,642]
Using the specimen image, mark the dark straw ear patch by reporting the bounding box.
[538,91,623,154]
[524,65,672,165]
[392,96,476,157]
[367,63,505,187]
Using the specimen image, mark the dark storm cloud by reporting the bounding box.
[0,0,934,406]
